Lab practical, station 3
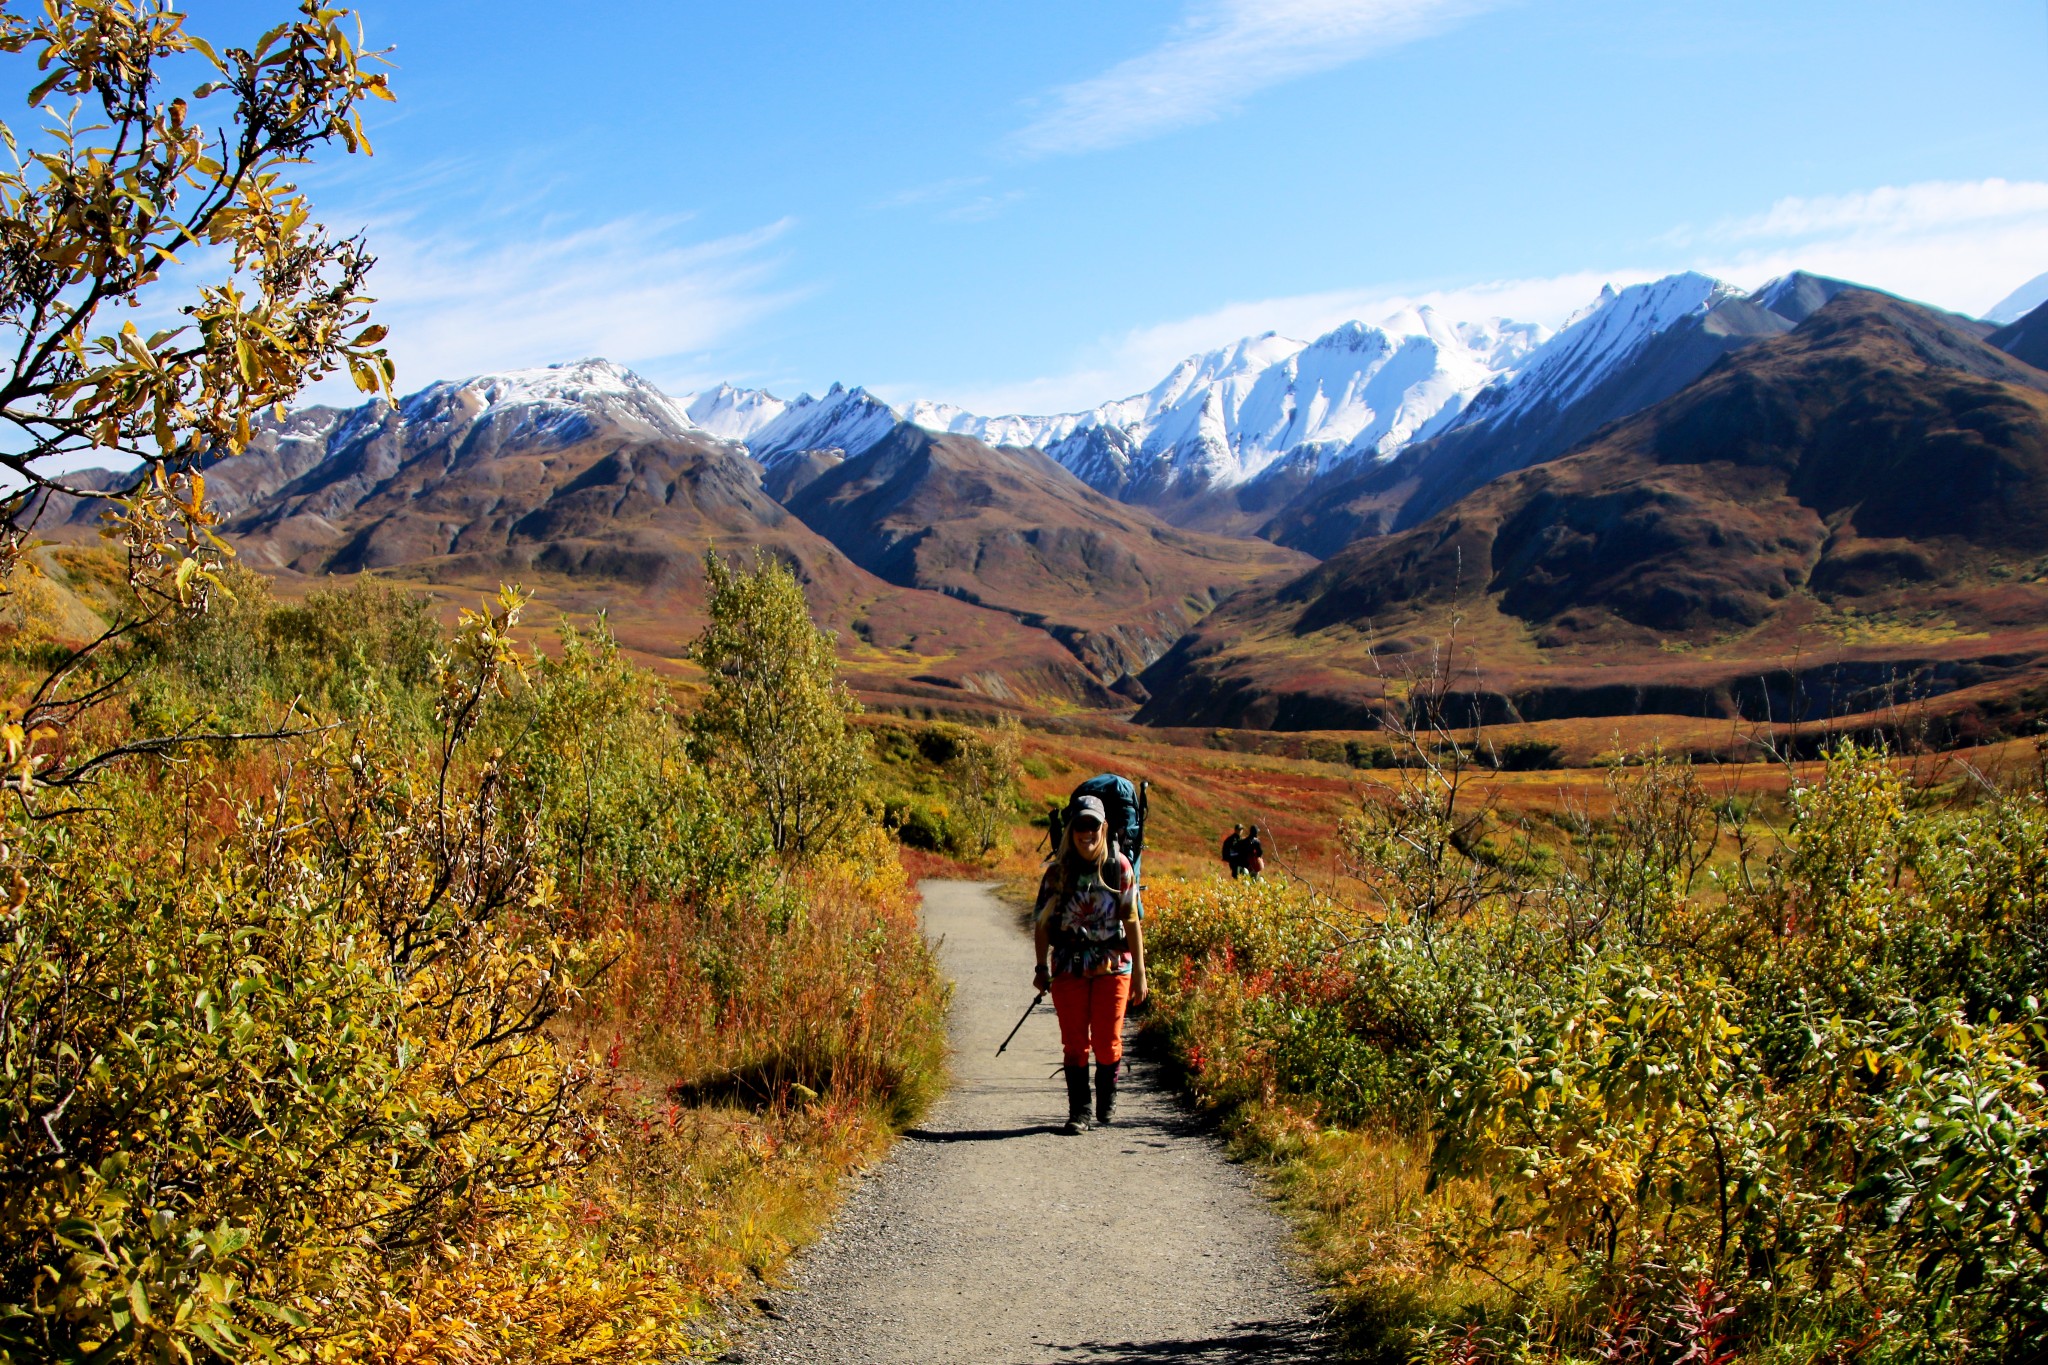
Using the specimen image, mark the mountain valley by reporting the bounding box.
[35,267,2048,748]
[1136,289,2048,744]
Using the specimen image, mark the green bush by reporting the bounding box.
[2,597,591,1363]
[1147,746,2048,1363]
[0,567,948,1362]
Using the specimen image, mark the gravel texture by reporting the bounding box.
[724,879,1329,1364]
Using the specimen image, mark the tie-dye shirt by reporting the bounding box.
[1036,855,1139,978]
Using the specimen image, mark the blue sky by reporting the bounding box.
[215,0,2048,413]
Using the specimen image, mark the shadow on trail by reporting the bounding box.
[903,1124,1064,1143]
[1042,1318,1330,1362]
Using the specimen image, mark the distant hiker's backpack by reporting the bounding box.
[1048,773,1149,881]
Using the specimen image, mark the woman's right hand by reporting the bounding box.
[1033,965,1051,992]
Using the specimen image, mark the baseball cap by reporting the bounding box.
[1070,794,1106,828]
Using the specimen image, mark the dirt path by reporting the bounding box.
[727,880,1328,1364]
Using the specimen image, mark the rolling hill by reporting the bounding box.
[781,424,1312,689]
[1135,289,2048,740]
[38,362,1123,712]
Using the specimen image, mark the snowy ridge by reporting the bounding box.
[677,381,790,440]
[364,274,1756,505]
[394,358,701,448]
[735,383,902,472]
[1451,273,1738,434]
[903,308,1547,497]
[1985,271,2048,326]
[291,267,1918,518]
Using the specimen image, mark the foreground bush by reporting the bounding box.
[1145,748,2048,1364]
[0,568,947,1362]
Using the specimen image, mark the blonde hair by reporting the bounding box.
[1053,822,1110,902]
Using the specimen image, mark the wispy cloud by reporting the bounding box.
[297,212,804,403]
[871,176,1028,224]
[941,190,1030,223]
[1011,0,1511,157]
[873,175,990,210]
[1679,177,2048,317]
[1681,178,2048,245]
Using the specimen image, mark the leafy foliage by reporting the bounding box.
[0,570,946,1362]
[1,595,592,1362]
[0,0,393,550]
[1145,746,2048,1363]
[688,552,872,858]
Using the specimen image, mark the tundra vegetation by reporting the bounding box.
[1,555,948,1364]
[1140,724,2048,1364]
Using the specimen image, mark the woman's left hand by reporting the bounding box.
[1129,974,1148,1007]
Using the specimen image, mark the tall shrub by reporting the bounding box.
[688,553,872,857]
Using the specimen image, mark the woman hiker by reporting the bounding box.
[1033,794,1148,1134]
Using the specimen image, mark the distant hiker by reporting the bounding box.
[1034,794,1148,1134]
[1221,823,1245,878]
[1241,825,1266,879]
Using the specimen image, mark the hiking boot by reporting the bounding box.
[1062,1063,1092,1134]
[1094,1059,1120,1126]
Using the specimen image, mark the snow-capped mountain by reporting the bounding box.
[907,309,1548,500]
[217,268,1878,552]
[1986,271,2048,326]
[1449,273,1738,434]
[677,381,790,440]
[1252,271,1856,555]
[394,357,702,448]
[676,380,901,485]
[656,273,1822,513]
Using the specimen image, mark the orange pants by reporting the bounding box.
[1050,972,1130,1065]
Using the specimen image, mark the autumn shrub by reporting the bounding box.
[868,717,1026,862]
[0,571,947,1362]
[1143,746,2048,1364]
[1,594,597,1362]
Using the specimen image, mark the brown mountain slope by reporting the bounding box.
[1136,289,2048,737]
[1252,278,2002,559]
[783,424,1313,688]
[157,367,1123,712]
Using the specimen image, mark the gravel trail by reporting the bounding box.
[726,879,1329,1364]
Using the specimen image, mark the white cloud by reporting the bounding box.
[940,190,1030,223]
[298,212,804,404]
[1011,0,1511,157]
[872,176,990,210]
[1699,178,2048,244]
[1680,177,2048,317]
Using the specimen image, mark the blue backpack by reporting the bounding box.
[1049,773,1149,884]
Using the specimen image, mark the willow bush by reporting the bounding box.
[1144,747,2048,1364]
[0,568,946,1363]
[0,593,598,1362]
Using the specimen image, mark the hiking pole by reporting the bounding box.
[994,991,1045,1057]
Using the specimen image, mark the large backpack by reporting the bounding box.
[1048,773,1149,885]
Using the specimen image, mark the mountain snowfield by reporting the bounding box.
[657,268,1893,502]
[673,305,1553,498]
[904,308,1547,498]
[1451,272,1733,435]
[330,267,2034,521]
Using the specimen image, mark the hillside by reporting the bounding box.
[783,425,1313,688]
[1253,273,1864,555]
[1136,289,2048,737]
[44,363,1122,712]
